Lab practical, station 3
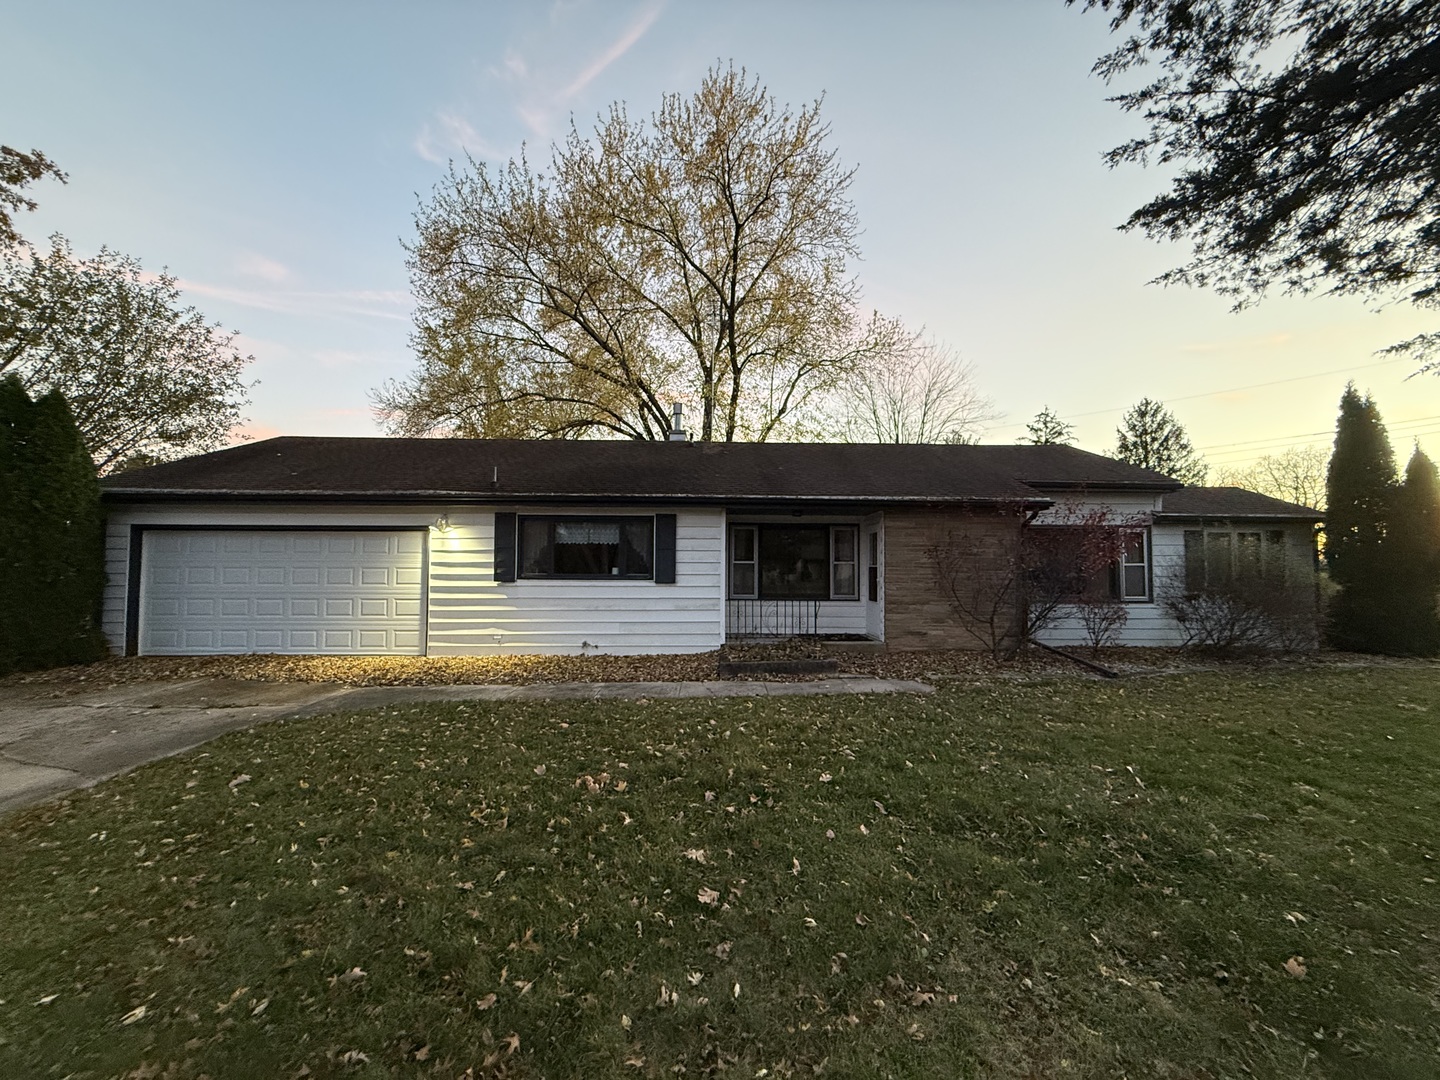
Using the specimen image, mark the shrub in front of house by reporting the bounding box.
[0,376,107,675]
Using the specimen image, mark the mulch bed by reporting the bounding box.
[3,641,1425,690]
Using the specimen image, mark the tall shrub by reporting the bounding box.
[0,375,106,673]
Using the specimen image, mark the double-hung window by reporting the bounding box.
[520,516,654,578]
[727,524,860,600]
[1118,530,1150,601]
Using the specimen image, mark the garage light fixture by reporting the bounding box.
[432,514,452,533]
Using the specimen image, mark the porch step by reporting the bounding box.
[716,658,840,679]
[820,639,888,653]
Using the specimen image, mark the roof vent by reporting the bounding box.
[668,402,688,442]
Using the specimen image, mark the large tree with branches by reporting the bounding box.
[0,237,252,471]
[379,65,899,442]
[1074,0,1440,369]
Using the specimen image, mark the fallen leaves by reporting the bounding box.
[475,993,498,1010]
[1284,956,1307,979]
[698,886,720,906]
[328,967,366,989]
[683,848,708,864]
[227,773,252,793]
[118,1004,147,1025]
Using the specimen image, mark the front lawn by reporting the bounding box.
[1,668,1437,1078]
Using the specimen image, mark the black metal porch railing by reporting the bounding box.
[725,599,822,639]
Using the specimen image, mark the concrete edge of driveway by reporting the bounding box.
[0,676,931,817]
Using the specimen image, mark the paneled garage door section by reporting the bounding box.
[140,531,425,655]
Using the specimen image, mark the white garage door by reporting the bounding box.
[140,530,425,655]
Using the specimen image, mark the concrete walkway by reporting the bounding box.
[0,675,931,815]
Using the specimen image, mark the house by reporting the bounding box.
[98,436,1323,657]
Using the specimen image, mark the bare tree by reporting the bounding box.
[1214,445,1327,510]
[1023,503,1142,639]
[833,333,996,444]
[1077,597,1129,654]
[927,515,1027,659]
[379,64,900,442]
[926,502,1139,658]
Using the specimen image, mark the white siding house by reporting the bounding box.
[98,438,1322,657]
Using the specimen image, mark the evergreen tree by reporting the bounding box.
[1114,398,1208,484]
[1386,447,1440,655]
[1324,385,1395,583]
[1024,406,1075,446]
[1323,384,1410,653]
[0,375,106,673]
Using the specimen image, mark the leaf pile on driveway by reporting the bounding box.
[0,668,1437,1077]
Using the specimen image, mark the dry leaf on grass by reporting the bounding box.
[698,886,720,906]
[119,1004,147,1025]
[1284,956,1307,979]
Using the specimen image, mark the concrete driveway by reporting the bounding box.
[0,674,931,816]
[0,678,348,815]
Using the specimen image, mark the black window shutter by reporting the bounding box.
[494,512,517,582]
[654,514,677,584]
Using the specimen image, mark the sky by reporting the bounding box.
[5,0,1438,477]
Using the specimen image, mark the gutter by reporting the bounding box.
[99,490,1055,509]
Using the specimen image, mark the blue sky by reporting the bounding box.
[6,0,1438,473]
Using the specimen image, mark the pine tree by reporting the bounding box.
[1114,398,1208,484]
[1024,406,1075,446]
[0,375,106,673]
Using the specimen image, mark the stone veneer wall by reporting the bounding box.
[883,507,1027,651]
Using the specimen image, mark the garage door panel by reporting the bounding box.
[140,530,425,655]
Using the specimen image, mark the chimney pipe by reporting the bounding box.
[668,402,687,442]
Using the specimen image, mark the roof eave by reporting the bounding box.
[100,489,1053,508]
[1153,512,1324,524]
[1022,479,1183,493]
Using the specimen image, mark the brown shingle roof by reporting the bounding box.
[100,437,1184,505]
[1157,487,1323,521]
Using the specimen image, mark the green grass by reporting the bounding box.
[1,668,1438,1079]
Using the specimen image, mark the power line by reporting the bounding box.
[990,354,1413,433]
[1196,412,1440,453]
[1206,423,1440,465]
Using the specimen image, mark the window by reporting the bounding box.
[729,526,758,598]
[867,530,880,603]
[1026,526,1151,603]
[832,527,858,599]
[520,516,653,578]
[1185,528,1289,591]
[728,524,860,600]
[1119,530,1150,601]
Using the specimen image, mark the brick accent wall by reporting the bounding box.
[884,507,1027,651]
